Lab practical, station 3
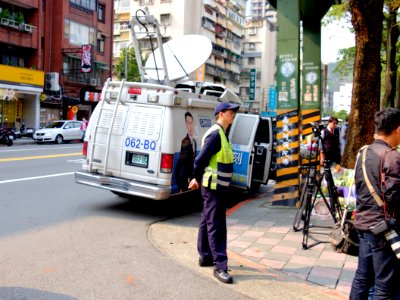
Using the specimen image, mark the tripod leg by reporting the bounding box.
[301,183,317,249]
[324,167,343,222]
[292,179,308,231]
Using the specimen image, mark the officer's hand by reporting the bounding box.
[188,178,199,190]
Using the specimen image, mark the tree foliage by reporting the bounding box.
[114,48,141,82]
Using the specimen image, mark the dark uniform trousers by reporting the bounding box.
[197,186,228,271]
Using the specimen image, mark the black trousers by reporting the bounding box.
[197,186,228,271]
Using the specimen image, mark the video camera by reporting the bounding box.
[311,122,325,137]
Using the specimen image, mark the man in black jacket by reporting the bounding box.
[350,108,400,300]
[320,116,341,166]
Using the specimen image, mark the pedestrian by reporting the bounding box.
[340,116,349,155]
[350,108,400,299]
[320,116,341,166]
[188,101,239,284]
[80,118,88,141]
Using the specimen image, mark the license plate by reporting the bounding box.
[126,152,149,168]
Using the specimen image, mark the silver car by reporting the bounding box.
[34,120,83,144]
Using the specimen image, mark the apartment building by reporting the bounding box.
[249,0,270,20]
[44,0,113,126]
[0,0,113,130]
[239,10,277,113]
[0,0,43,130]
[113,0,246,94]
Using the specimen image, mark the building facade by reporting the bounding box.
[0,0,113,131]
[0,0,44,130]
[239,9,277,113]
[43,0,113,126]
[333,83,352,113]
[113,0,246,94]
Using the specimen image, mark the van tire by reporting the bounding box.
[249,181,261,193]
[111,191,130,198]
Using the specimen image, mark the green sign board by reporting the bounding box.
[249,69,256,100]
[302,24,321,110]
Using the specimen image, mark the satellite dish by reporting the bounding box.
[145,35,212,82]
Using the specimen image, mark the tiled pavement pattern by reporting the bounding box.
[226,191,357,296]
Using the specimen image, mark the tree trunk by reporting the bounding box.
[382,4,400,108]
[343,0,384,168]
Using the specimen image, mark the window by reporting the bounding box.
[249,43,256,50]
[248,57,255,65]
[98,4,105,22]
[97,32,105,53]
[160,14,170,26]
[65,19,95,45]
[139,0,154,5]
[70,0,96,12]
[248,27,257,35]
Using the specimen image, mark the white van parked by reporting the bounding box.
[74,10,274,200]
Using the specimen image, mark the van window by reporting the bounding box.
[254,119,270,143]
[231,116,257,145]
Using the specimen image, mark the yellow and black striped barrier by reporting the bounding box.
[272,109,300,206]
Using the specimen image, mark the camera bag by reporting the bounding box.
[329,178,359,256]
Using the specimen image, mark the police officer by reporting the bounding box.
[188,101,239,284]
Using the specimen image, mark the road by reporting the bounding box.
[0,143,250,300]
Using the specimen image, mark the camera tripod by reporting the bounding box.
[292,131,343,250]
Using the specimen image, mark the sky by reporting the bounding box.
[321,20,355,64]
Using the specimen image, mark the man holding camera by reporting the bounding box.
[350,108,400,300]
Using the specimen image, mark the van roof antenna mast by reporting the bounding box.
[131,9,170,86]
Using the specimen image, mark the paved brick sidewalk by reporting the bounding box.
[226,186,357,296]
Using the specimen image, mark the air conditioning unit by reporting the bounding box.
[45,72,60,91]
[90,78,98,86]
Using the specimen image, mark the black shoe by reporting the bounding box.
[198,257,213,267]
[213,269,233,284]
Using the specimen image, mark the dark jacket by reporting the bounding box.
[354,139,400,231]
[321,127,341,164]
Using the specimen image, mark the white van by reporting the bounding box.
[74,10,274,199]
[74,80,274,199]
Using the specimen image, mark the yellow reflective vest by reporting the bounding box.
[201,124,234,190]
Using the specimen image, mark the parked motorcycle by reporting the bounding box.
[0,128,14,146]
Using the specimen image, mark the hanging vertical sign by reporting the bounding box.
[277,53,298,109]
[196,64,205,82]
[81,45,92,73]
[249,68,256,100]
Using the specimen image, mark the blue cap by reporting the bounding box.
[214,102,240,116]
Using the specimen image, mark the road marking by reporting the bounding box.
[0,145,81,153]
[0,152,81,162]
[0,172,74,184]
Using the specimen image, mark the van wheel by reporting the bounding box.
[249,181,261,193]
[55,135,63,144]
[111,191,130,198]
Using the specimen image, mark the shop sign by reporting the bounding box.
[249,69,256,100]
[0,65,44,88]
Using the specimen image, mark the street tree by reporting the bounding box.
[342,0,385,168]
[382,0,400,108]
[114,47,141,82]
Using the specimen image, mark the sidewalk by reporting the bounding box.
[149,183,355,299]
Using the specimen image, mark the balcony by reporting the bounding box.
[3,0,39,9]
[0,20,38,49]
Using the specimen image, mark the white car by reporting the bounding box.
[34,120,83,144]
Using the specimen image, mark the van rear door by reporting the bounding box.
[120,105,164,184]
[229,114,273,190]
